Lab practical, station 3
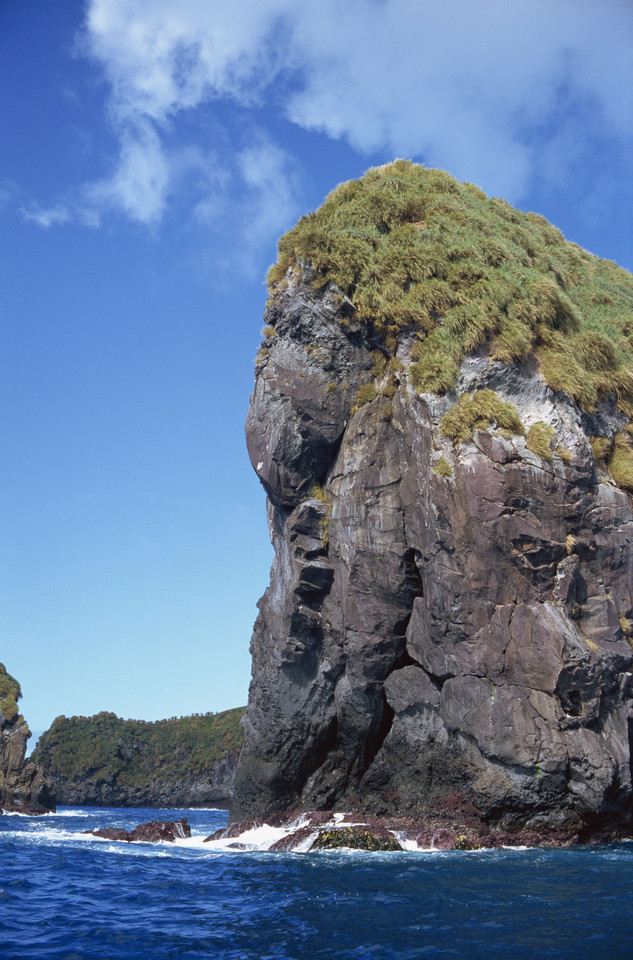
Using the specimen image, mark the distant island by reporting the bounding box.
[32,707,244,808]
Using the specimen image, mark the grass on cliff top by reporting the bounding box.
[31,707,245,787]
[267,160,633,415]
[0,664,21,703]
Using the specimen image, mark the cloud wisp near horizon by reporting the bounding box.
[22,0,633,260]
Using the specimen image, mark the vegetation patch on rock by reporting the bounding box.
[526,421,556,462]
[266,160,633,413]
[312,828,402,851]
[440,389,524,446]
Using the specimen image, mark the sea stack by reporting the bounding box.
[0,664,55,814]
[231,161,633,839]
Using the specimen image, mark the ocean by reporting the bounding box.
[1,806,632,959]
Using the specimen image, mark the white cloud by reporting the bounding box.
[33,0,633,237]
[85,121,170,225]
[236,137,298,249]
[193,131,299,277]
[21,204,72,229]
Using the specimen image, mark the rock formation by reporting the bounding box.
[33,708,243,808]
[85,818,191,843]
[231,161,633,839]
[0,665,55,813]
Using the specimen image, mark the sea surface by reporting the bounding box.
[1,805,633,959]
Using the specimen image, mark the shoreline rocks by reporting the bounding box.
[85,818,191,843]
[209,809,629,852]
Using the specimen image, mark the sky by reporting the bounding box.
[1,0,632,739]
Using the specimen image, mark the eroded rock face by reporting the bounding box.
[47,753,238,809]
[232,275,633,836]
[0,712,55,814]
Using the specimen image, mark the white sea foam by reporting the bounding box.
[1,808,52,818]
[181,823,291,852]
[52,808,93,818]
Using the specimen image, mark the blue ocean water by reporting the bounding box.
[1,806,633,960]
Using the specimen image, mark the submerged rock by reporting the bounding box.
[232,163,633,839]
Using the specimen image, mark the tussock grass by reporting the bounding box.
[267,160,633,411]
[350,382,377,414]
[433,456,453,477]
[440,390,524,446]
[527,422,556,462]
[0,666,21,704]
[589,436,612,463]
[608,433,633,491]
[0,697,18,721]
[619,614,633,638]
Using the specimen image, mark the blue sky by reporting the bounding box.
[2,0,632,737]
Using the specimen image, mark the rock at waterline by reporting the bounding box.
[85,819,191,843]
[0,664,55,814]
[231,160,633,839]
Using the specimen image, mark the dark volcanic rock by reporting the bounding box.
[231,269,633,838]
[86,819,191,843]
[0,706,55,815]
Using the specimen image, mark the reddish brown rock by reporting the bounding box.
[85,827,130,841]
[85,818,191,843]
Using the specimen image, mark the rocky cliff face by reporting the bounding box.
[46,753,238,808]
[232,166,633,838]
[33,708,244,808]
[0,690,55,814]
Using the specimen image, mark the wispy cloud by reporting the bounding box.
[21,203,72,229]
[84,121,170,225]
[25,0,633,246]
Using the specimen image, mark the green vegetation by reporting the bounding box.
[433,456,453,478]
[588,436,612,463]
[313,828,402,851]
[527,421,556,462]
[32,707,245,788]
[267,160,633,412]
[586,429,633,491]
[0,664,22,722]
[608,432,633,491]
[310,484,333,544]
[440,390,524,446]
[0,664,21,704]
[350,382,377,415]
[0,697,18,721]
[454,835,481,850]
[619,615,633,639]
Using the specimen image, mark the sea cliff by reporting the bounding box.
[231,161,633,840]
[0,664,55,813]
[33,708,244,808]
